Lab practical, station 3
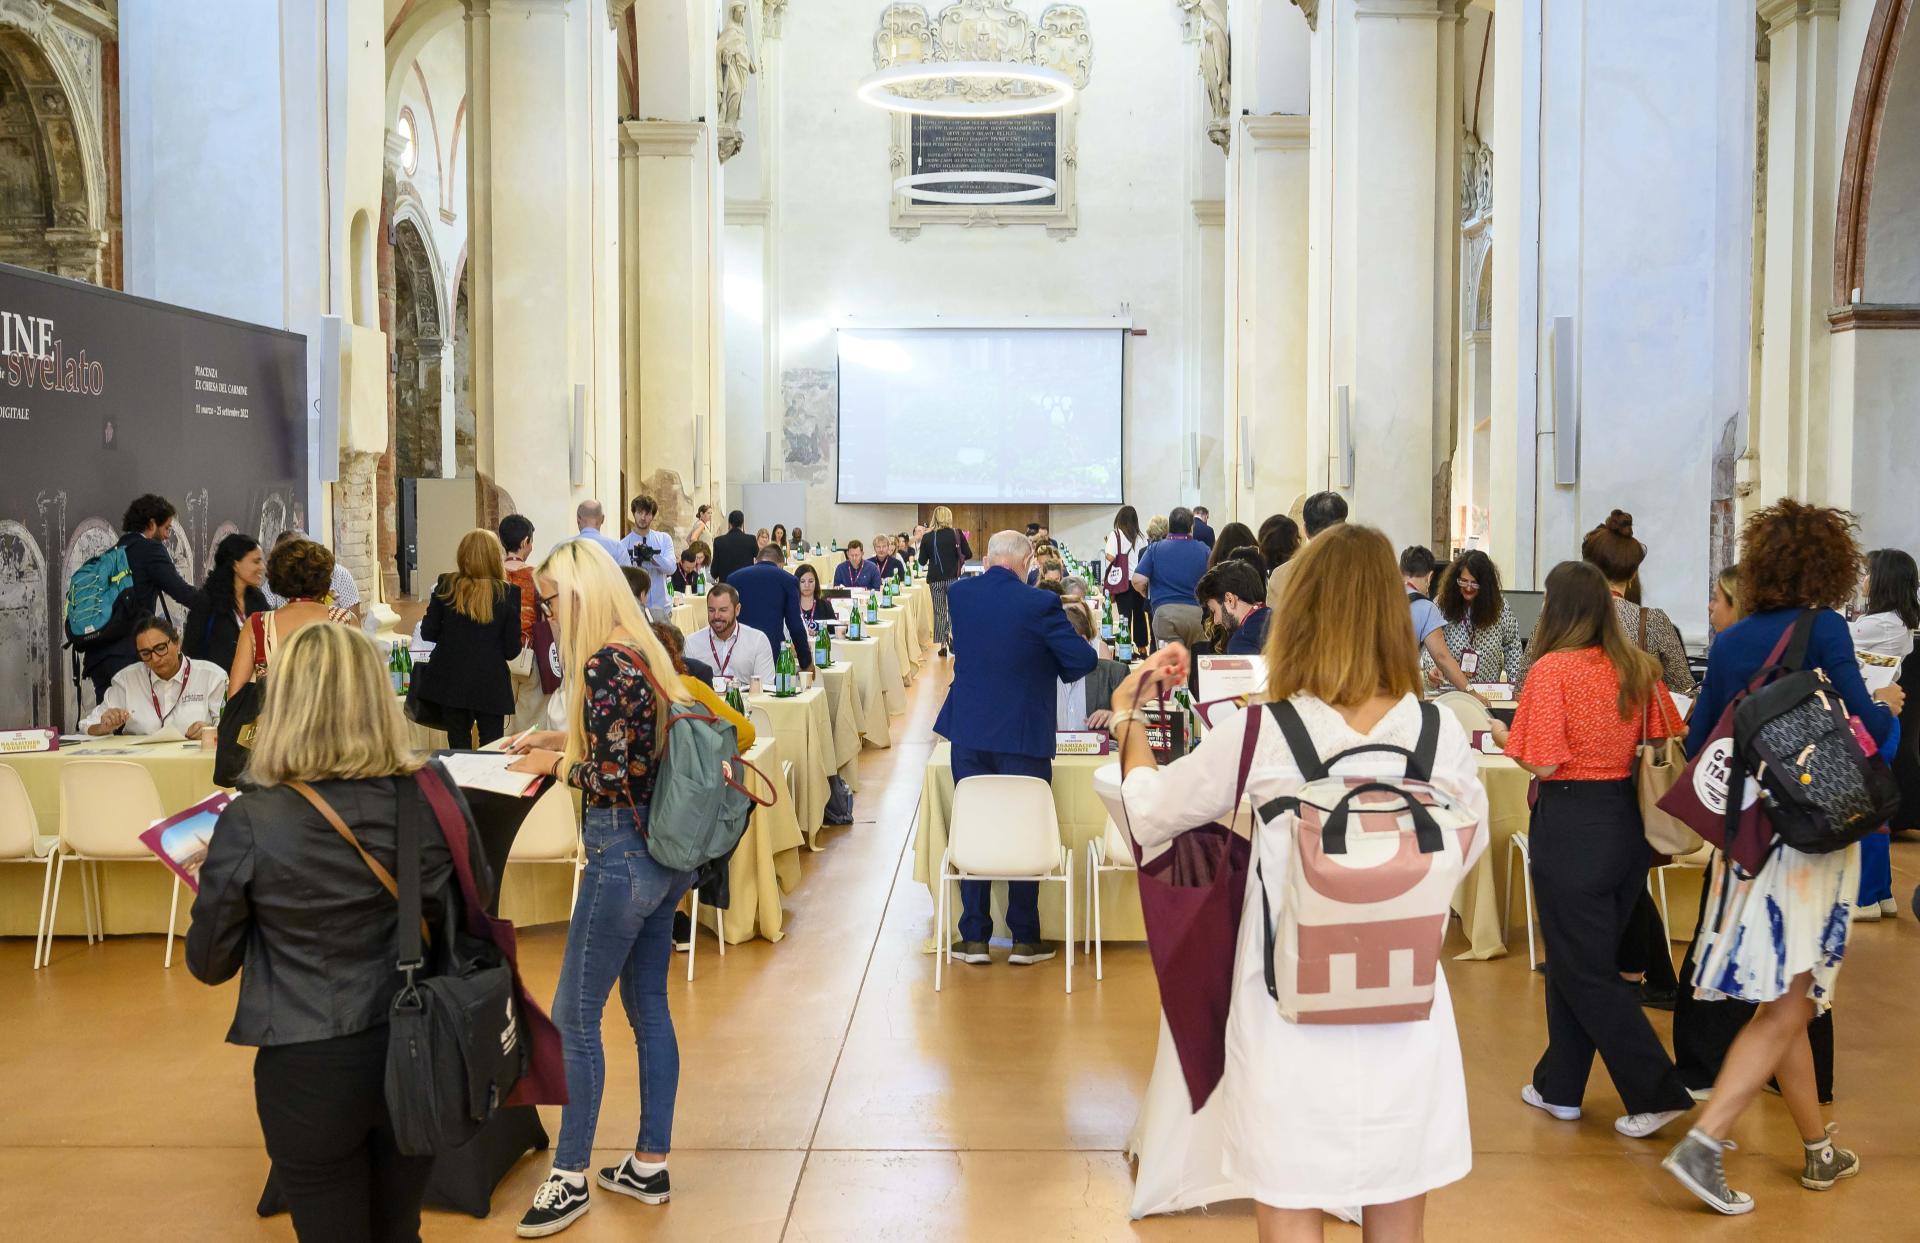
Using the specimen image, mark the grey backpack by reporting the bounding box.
[623,649,776,873]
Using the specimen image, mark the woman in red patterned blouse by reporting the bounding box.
[1502,560,1695,1142]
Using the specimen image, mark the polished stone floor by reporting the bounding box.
[3,664,1916,1241]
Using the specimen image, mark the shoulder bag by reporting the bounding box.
[214,612,273,788]
[1635,606,1702,856]
[1102,529,1133,593]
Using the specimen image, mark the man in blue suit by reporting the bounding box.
[933,530,1097,966]
[726,545,816,670]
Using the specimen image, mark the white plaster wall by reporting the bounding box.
[1863,33,1920,303]
[1846,328,1920,555]
[724,222,769,492]
[774,0,1206,549]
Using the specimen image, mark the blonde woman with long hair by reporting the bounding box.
[413,527,522,747]
[1109,525,1490,1242]
[916,504,973,656]
[189,623,490,1241]
[506,540,693,1236]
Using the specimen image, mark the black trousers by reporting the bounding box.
[439,708,505,750]
[1616,887,1679,990]
[254,1025,433,1243]
[1113,588,1149,649]
[1672,875,1836,1101]
[1529,780,1693,1115]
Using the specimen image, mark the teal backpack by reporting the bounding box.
[64,543,135,650]
[621,648,776,873]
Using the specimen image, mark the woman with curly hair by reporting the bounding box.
[1662,500,1903,1216]
[227,537,352,697]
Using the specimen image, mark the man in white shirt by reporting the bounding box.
[565,499,628,566]
[684,583,775,687]
[82,616,228,738]
[619,494,675,616]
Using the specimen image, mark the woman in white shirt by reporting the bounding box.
[1110,524,1488,1241]
[83,616,229,738]
[1104,505,1150,649]
[1849,548,1916,921]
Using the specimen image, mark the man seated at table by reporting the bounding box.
[669,546,703,594]
[729,544,815,670]
[1196,560,1271,655]
[1132,506,1211,650]
[81,615,229,739]
[934,531,1096,967]
[833,539,883,591]
[685,583,776,687]
[869,533,907,581]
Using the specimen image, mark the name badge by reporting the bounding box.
[1459,649,1480,676]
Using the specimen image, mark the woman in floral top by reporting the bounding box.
[1582,510,1697,695]
[506,540,696,1234]
[1423,549,1527,691]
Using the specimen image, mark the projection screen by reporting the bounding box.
[835,326,1124,504]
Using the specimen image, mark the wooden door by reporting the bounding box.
[916,504,1050,547]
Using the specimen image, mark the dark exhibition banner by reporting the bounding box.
[0,263,307,730]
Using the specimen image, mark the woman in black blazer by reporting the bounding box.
[184,532,271,670]
[414,528,522,746]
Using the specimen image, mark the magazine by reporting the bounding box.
[138,792,233,892]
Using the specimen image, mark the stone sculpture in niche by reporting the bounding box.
[717,0,756,164]
[1177,0,1230,153]
[873,0,1092,238]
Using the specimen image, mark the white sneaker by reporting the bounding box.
[1853,902,1882,922]
[1521,1084,1581,1121]
[1687,1087,1714,1103]
[1879,897,1899,917]
[1617,1108,1688,1138]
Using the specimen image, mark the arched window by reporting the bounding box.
[397,108,419,177]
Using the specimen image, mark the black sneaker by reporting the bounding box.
[950,940,992,964]
[518,1172,591,1237]
[673,910,692,953]
[598,1155,671,1204]
[1007,941,1057,965]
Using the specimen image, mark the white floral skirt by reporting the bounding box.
[1691,842,1860,1012]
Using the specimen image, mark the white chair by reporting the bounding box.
[47,761,170,968]
[1503,830,1538,970]
[0,766,61,971]
[1435,690,1494,736]
[506,785,584,914]
[1083,816,1136,982]
[687,885,726,981]
[935,775,1073,993]
[1650,842,1716,966]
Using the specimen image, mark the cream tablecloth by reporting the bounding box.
[816,666,863,789]
[747,687,835,848]
[912,741,1141,944]
[670,594,704,637]
[835,631,903,735]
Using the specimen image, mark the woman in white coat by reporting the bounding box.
[1109,523,1488,1242]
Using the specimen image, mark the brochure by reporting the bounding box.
[138,792,233,892]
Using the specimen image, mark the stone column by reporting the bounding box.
[1753,0,1841,510]
[619,0,724,537]
[1319,0,1461,546]
[464,0,581,544]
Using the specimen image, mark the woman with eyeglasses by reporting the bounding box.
[1423,549,1527,692]
[81,614,229,738]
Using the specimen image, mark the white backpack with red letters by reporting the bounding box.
[1254,700,1480,1025]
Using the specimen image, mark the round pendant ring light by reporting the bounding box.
[893,172,1059,204]
[856,61,1074,118]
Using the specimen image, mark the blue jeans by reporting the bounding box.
[551,806,694,1171]
[951,746,1053,944]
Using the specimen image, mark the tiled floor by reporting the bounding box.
[4,663,1917,1240]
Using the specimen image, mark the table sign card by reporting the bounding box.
[1195,655,1266,706]
[138,791,233,892]
[1055,731,1110,756]
[0,728,57,753]
[1471,730,1504,755]
[1469,682,1514,701]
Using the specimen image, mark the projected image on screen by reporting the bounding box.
[836,327,1124,504]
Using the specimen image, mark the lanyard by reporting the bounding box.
[148,658,190,727]
[712,629,740,677]
[801,604,817,632]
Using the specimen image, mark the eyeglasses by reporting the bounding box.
[136,639,174,660]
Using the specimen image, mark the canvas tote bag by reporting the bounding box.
[1634,608,1702,856]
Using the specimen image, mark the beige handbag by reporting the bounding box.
[1634,608,1703,856]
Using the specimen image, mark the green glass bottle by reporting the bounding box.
[815,621,830,668]
[388,641,403,694]
[865,593,879,625]
[1115,618,1133,663]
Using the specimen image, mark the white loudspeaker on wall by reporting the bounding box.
[569,384,586,487]
[316,314,341,483]
[1334,385,1354,488]
[1552,316,1578,485]
[693,414,706,486]
[763,431,773,483]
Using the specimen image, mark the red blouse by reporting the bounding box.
[1503,647,1681,780]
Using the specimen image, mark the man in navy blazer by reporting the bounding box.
[932,530,1097,966]
[726,545,816,670]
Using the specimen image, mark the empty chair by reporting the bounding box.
[1504,830,1538,970]
[49,761,170,968]
[0,766,61,971]
[935,774,1073,993]
[1083,815,1136,981]
[506,783,585,914]
[1435,689,1494,736]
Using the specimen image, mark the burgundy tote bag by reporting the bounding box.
[1123,707,1262,1112]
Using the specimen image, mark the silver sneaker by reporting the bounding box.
[1801,1123,1861,1190]
[1663,1128,1754,1215]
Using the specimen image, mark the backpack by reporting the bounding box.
[1102,529,1132,593]
[64,543,135,650]
[620,646,776,873]
[1254,700,1479,1025]
[1730,610,1899,856]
